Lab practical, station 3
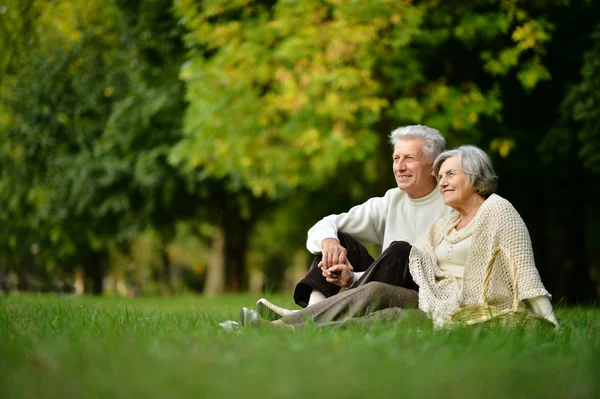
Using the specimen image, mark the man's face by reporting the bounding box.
[392,139,435,199]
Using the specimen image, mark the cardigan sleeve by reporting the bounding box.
[495,199,551,301]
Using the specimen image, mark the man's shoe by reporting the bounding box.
[240,307,260,327]
[256,298,298,320]
[218,320,241,333]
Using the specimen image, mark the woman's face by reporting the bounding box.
[437,156,478,209]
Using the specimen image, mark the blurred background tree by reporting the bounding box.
[0,0,598,301]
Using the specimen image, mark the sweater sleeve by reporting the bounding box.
[306,190,392,254]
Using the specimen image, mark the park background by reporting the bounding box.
[2,2,600,398]
[1,0,600,303]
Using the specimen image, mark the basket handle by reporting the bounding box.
[481,246,519,311]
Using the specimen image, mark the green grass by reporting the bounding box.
[1,294,599,399]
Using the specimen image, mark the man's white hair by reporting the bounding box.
[389,125,446,163]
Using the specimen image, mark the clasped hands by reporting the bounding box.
[319,238,355,288]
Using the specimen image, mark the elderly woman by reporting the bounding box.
[236,146,558,330]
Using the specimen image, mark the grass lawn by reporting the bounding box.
[1,294,599,399]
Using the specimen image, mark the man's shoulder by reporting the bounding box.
[363,187,449,211]
[362,187,403,204]
[379,188,414,207]
[382,187,402,198]
[375,187,447,205]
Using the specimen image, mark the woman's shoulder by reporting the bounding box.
[481,194,526,227]
[483,194,518,213]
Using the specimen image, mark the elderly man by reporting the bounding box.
[257,125,449,319]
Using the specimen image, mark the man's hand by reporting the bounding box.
[320,238,348,269]
[319,260,355,288]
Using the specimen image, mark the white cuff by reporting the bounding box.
[528,296,559,327]
[348,271,364,288]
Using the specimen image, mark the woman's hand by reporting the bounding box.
[319,259,355,287]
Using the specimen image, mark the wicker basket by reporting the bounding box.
[448,246,555,329]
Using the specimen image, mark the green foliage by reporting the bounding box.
[564,24,600,174]
[0,0,194,280]
[171,0,557,197]
[0,0,37,81]
[0,0,125,268]
[1,0,599,296]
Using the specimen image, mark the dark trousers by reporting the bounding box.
[293,232,418,308]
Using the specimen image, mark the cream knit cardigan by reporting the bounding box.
[409,194,551,327]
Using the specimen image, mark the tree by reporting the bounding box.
[0,0,197,294]
[478,1,600,301]
[171,0,559,292]
[0,0,128,293]
[172,0,556,195]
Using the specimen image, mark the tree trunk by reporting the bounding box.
[375,116,396,194]
[203,226,225,296]
[160,239,175,296]
[16,256,30,291]
[74,267,85,295]
[84,252,105,295]
[222,203,250,292]
[263,253,286,293]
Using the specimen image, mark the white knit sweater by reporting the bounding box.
[306,187,449,254]
[409,194,552,327]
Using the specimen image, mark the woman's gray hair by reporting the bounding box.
[389,125,446,163]
[433,145,498,198]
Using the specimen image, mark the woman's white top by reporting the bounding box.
[434,217,476,283]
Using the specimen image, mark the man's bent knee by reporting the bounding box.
[386,240,412,254]
[361,281,391,299]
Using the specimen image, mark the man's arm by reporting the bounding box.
[306,189,394,255]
